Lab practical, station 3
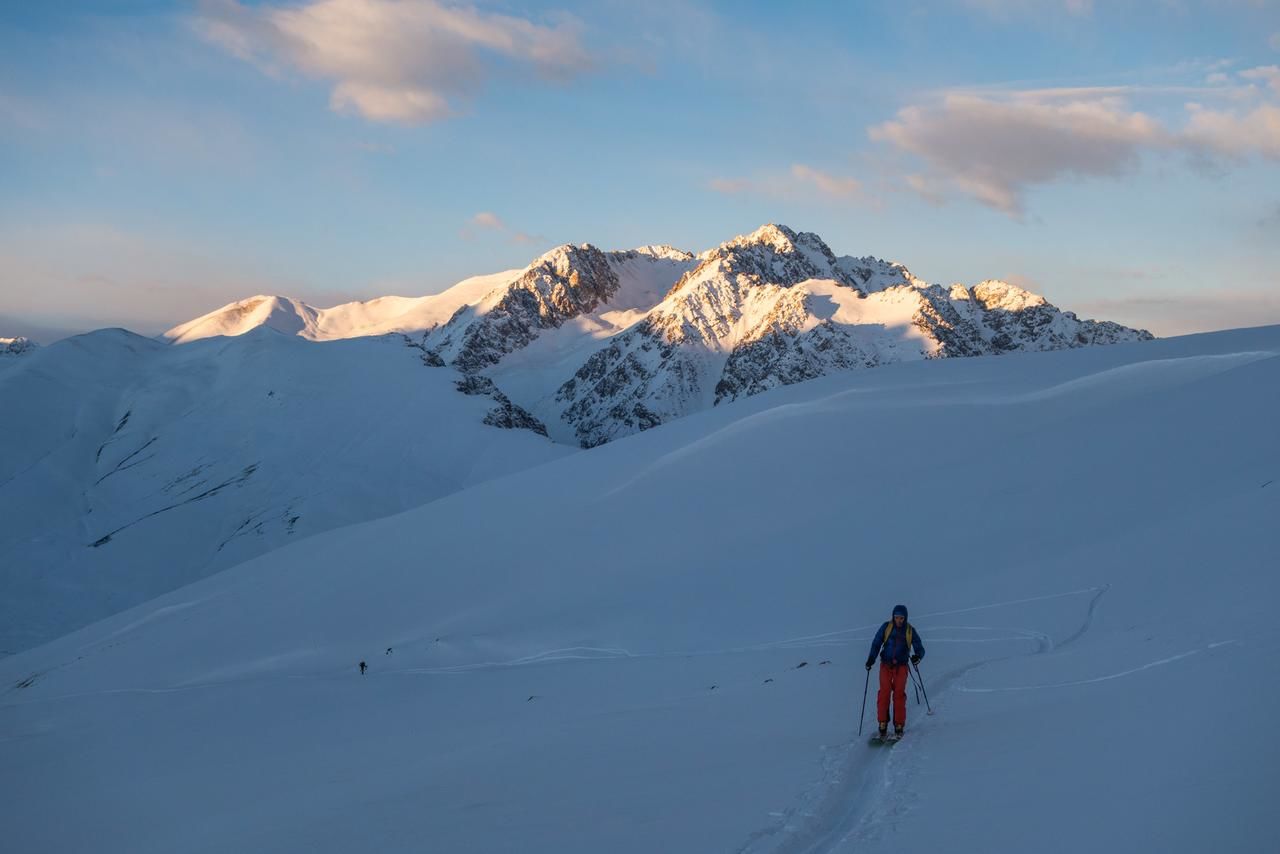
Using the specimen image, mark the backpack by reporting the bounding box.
[883,621,913,650]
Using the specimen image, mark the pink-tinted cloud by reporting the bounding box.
[708,164,864,201]
[872,76,1280,216]
[470,211,506,230]
[460,211,542,245]
[194,0,594,125]
[870,94,1167,215]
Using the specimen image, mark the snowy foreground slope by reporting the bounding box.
[0,328,568,653]
[3,326,1278,853]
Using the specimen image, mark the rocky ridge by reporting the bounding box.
[1,337,39,357]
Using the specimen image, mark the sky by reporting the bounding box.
[1,0,1278,342]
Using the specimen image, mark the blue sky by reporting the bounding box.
[2,0,1278,341]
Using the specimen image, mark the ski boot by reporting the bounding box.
[889,724,904,742]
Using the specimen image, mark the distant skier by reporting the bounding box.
[359,661,367,675]
[865,604,924,740]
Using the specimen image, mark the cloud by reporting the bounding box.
[194,0,594,125]
[1183,100,1280,159]
[872,77,1280,216]
[790,164,863,197]
[870,94,1167,215]
[1240,65,1280,96]
[470,211,506,230]
[708,164,865,201]
[461,211,542,245]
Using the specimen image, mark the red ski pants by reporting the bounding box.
[877,662,909,727]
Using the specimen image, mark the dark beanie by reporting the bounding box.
[892,604,908,619]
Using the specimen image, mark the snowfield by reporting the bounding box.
[0,327,569,653]
[2,325,1277,853]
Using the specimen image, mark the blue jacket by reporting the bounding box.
[868,621,924,667]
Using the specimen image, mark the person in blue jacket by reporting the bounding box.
[865,604,925,739]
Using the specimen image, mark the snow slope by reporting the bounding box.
[2,325,1275,852]
[162,269,526,344]
[0,328,569,654]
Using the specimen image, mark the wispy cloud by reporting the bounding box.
[461,211,541,245]
[870,94,1166,215]
[1240,65,1280,96]
[471,211,506,230]
[194,0,594,125]
[708,163,865,201]
[790,164,863,197]
[872,70,1280,216]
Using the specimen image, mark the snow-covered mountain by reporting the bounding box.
[162,269,525,345]
[0,328,568,653]
[547,225,1151,445]
[3,325,1275,853]
[2,225,1153,651]
[160,225,1150,447]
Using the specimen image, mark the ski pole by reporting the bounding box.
[912,661,934,715]
[858,665,871,736]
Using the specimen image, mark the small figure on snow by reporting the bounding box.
[359,661,367,675]
[865,604,925,741]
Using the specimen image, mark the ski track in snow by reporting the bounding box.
[733,585,1109,854]
[958,640,1237,693]
[0,583,1243,853]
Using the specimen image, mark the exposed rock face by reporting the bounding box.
[454,374,549,437]
[425,244,624,373]
[161,223,1153,448]
[551,225,1152,447]
[1,337,39,358]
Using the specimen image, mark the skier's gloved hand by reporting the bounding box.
[865,658,875,671]
[910,655,921,665]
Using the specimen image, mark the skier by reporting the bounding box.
[359,661,367,675]
[865,604,924,741]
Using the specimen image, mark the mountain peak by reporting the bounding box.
[968,280,1047,312]
[164,295,318,344]
[734,223,800,251]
